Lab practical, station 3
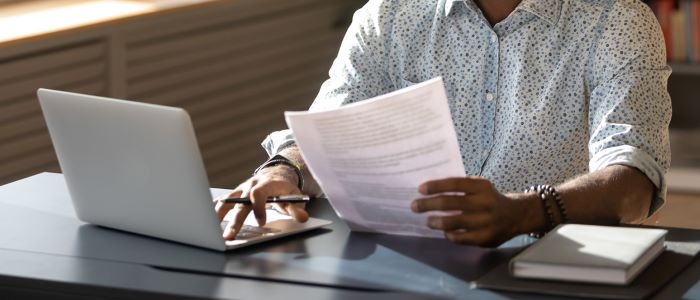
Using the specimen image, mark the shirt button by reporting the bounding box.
[486,93,494,101]
[491,34,497,43]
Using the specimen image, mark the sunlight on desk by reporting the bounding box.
[0,0,159,44]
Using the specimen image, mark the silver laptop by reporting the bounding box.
[37,89,331,251]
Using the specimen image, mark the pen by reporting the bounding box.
[218,194,316,204]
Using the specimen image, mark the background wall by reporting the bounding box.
[0,0,361,188]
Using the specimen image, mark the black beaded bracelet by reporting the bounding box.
[546,185,569,224]
[525,184,568,238]
[526,185,555,238]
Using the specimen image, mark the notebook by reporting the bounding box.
[510,224,667,285]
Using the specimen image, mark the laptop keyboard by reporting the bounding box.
[220,221,280,239]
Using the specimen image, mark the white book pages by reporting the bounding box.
[285,77,466,238]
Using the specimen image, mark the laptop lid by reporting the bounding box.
[38,89,227,251]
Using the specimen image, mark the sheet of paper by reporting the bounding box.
[285,77,466,238]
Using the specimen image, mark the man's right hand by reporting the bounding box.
[213,165,309,240]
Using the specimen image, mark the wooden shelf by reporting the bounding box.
[670,62,700,76]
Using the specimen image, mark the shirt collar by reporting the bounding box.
[517,0,561,25]
[444,0,468,17]
[445,0,561,26]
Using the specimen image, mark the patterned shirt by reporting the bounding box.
[263,0,672,213]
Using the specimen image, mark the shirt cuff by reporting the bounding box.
[261,129,295,157]
[589,145,667,217]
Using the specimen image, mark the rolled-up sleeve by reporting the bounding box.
[588,1,672,215]
[262,0,393,156]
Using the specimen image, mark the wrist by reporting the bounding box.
[254,154,304,190]
[507,192,548,236]
[257,165,301,187]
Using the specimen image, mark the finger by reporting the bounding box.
[285,203,309,223]
[215,201,235,221]
[272,203,309,223]
[249,186,270,226]
[411,195,487,213]
[223,204,253,240]
[418,177,492,195]
[248,181,300,226]
[214,190,242,221]
[426,214,490,231]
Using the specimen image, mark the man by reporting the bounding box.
[215,0,671,247]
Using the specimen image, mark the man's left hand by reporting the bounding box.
[410,176,521,248]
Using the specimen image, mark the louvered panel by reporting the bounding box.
[123,4,344,185]
[0,99,38,124]
[196,83,314,149]
[0,79,106,141]
[0,81,106,163]
[0,61,106,103]
[210,161,266,187]
[192,56,332,185]
[193,72,321,141]
[2,150,60,184]
[200,87,316,148]
[0,80,106,125]
[129,56,327,110]
[188,60,328,183]
[0,40,108,185]
[0,115,46,143]
[209,148,268,187]
[206,128,282,186]
[126,4,338,72]
[202,127,272,171]
[0,42,104,84]
[198,83,321,185]
[125,0,322,46]
[186,62,327,124]
[4,160,61,187]
[0,133,50,163]
[202,83,326,186]
[177,43,330,113]
[127,30,337,101]
[0,1,351,187]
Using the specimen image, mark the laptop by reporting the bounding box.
[37,89,331,251]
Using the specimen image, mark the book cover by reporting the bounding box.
[510,224,667,285]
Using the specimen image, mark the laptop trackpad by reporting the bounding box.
[221,209,330,249]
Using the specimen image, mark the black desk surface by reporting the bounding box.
[0,173,699,299]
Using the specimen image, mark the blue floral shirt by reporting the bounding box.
[263,0,672,214]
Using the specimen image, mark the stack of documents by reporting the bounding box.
[285,77,465,238]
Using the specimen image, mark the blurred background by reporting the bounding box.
[0,0,362,188]
[0,0,697,225]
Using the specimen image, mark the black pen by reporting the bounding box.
[218,194,316,204]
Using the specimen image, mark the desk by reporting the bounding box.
[1,173,699,299]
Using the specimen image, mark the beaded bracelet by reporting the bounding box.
[525,185,555,238]
[525,184,568,238]
[546,185,569,224]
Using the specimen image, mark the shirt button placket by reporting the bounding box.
[480,32,499,174]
